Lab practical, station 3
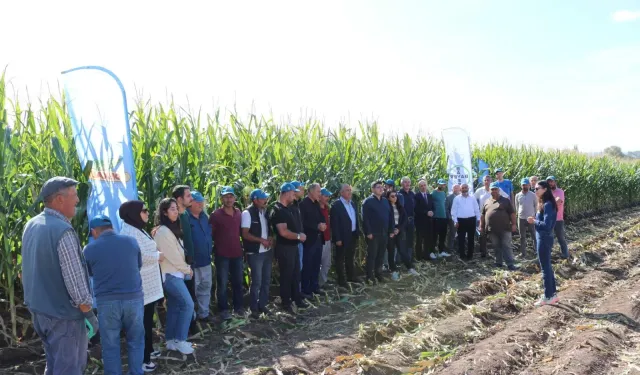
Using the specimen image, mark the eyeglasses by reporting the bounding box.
[389,195,397,199]
[534,187,541,191]
[142,208,149,213]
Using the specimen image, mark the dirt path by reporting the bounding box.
[3,207,640,375]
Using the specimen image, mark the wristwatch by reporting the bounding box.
[297,233,301,240]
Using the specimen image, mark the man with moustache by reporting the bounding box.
[480,182,518,270]
[451,183,480,260]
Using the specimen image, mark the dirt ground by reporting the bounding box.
[3,207,640,375]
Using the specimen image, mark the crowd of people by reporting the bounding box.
[21,170,568,374]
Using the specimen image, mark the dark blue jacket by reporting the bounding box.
[535,201,557,235]
[83,231,143,302]
[398,189,415,219]
[415,191,435,224]
[188,210,213,268]
[362,194,394,235]
[330,198,360,246]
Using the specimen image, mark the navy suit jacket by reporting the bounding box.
[414,191,435,224]
[330,199,360,246]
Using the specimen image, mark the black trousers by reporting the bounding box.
[415,219,434,260]
[366,232,388,280]
[335,233,358,284]
[433,218,448,253]
[457,217,476,258]
[143,301,157,363]
[276,244,302,307]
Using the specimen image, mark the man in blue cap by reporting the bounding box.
[515,178,537,257]
[209,187,245,320]
[431,179,452,258]
[241,188,274,318]
[290,181,305,271]
[479,182,518,270]
[270,183,309,313]
[494,168,514,202]
[22,176,95,375]
[83,215,145,375]
[187,191,214,322]
[318,188,333,289]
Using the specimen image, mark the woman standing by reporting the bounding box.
[153,198,195,355]
[119,201,164,372]
[386,191,419,281]
[527,181,559,306]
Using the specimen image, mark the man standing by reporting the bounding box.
[209,187,244,320]
[84,215,145,375]
[446,184,461,252]
[480,182,518,270]
[241,189,274,318]
[299,183,327,297]
[529,176,539,190]
[451,183,480,260]
[318,188,333,289]
[515,178,537,258]
[290,181,305,271]
[474,175,507,256]
[431,179,451,258]
[330,184,361,287]
[271,183,309,313]
[547,176,570,259]
[398,177,416,263]
[414,179,435,260]
[188,191,214,322]
[172,185,197,322]
[362,181,394,284]
[494,168,514,201]
[22,177,97,375]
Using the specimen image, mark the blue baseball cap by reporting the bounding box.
[89,214,112,230]
[385,179,395,186]
[495,168,504,173]
[280,183,299,193]
[437,178,446,185]
[521,178,530,185]
[220,186,235,197]
[489,182,500,189]
[290,181,305,189]
[546,176,556,181]
[320,188,332,197]
[250,189,269,200]
[191,191,205,202]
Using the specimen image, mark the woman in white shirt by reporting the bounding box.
[119,200,164,372]
[153,198,194,355]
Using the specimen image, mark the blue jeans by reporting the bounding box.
[97,298,145,375]
[215,255,244,312]
[31,311,88,375]
[554,221,569,258]
[537,233,557,298]
[164,274,194,341]
[247,251,273,311]
[301,236,323,294]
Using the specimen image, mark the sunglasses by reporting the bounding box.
[389,195,397,198]
[142,208,149,213]
[534,187,541,191]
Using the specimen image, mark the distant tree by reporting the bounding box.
[604,146,626,158]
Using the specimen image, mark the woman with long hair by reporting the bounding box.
[119,200,164,372]
[386,191,419,281]
[153,198,195,355]
[527,181,559,306]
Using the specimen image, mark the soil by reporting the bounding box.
[3,207,640,375]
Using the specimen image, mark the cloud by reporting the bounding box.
[612,10,640,22]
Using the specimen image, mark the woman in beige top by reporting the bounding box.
[153,198,194,355]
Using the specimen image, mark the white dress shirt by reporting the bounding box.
[451,194,481,223]
[241,208,270,253]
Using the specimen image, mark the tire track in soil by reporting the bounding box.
[425,228,640,375]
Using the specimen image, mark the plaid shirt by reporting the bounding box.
[45,208,93,307]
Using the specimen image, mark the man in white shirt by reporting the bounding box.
[241,189,274,318]
[451,183,481,260]
[474,175,507,257]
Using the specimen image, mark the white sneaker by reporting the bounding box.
[534,294,559,307]
[408,268,420,276]
[166,339,178,351]
[142,362,157,372]
[439,252,451,257]
[150,350,161,359]
[429,253,438,260]
[175,340,194,355]
[391,271,400,281]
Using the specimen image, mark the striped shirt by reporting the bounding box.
[45,208,93,307]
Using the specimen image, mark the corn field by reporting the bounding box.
[1,71,640,344]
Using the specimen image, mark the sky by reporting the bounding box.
[2,0,640,153]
